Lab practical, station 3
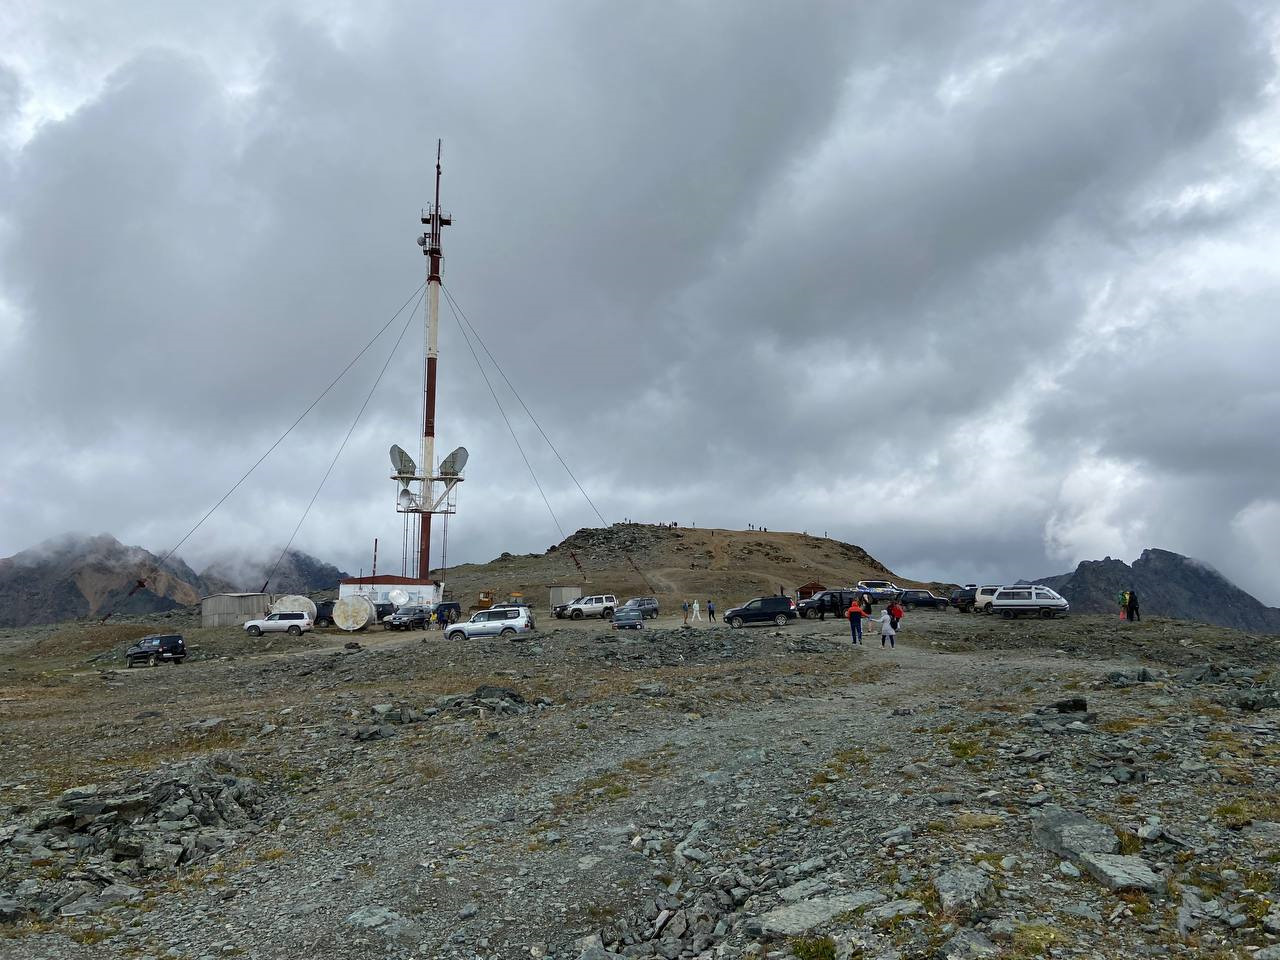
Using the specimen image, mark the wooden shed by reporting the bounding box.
[201,593,272,628]
[796,580,826,600]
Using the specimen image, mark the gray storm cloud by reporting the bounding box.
[1,0,1279,603]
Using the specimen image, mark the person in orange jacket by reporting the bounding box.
[845,600,871,646]
[888,600,905,632]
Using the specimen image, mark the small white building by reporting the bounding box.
[338,575,438,607]
[548,584,583,610]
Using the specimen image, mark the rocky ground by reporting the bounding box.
[2,610,1280,960]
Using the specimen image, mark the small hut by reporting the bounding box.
[201,593,272,628]
[796,580,826,600]
[548,584,583,611]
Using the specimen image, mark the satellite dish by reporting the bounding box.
[333,595,376,631]
[397,488,414,509]
[417,234,427,247]
[390,444,417,477]
[388,588,409,606]
[272,595,317,619]
[439,446,469,477]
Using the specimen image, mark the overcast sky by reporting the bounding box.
[3,1,1280,603]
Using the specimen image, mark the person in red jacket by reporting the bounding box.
[888,600,905,632]
[845,600,870,646]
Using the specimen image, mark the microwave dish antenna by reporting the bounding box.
[439,446,469,478]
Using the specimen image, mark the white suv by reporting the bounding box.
[565,595,618,620]
[446,607,536,641]
[992,586,1069,619]
[244,611,313,637]
[973,585,1003,614]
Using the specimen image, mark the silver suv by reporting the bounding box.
[565,595,617,620]
[446,606,536,641]
[244,611,313,637]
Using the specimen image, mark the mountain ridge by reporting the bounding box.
[1034,547,1280,633]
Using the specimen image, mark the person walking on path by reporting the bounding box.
[682,600,690,625]
[1126,589,1140,622]
[691,600,703,622]
[845,599,870,645]
[877,608,897,648]
[707,599,716,622]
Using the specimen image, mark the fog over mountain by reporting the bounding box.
[2,2,1280,603]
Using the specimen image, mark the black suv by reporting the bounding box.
[948,586,977,613]
[434,602,462,624]
[899,589,950,610]
[620,597,660,619]
[125,634,186,667]
[384,605,431,630]
[553,597,582,619]
[314,600,335,627]
[723,595,798,629]
[796,589,861,619]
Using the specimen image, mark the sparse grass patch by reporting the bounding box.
[948,738,984,760]
[1117,831,1142,855]
[789,935,836,960]
[954,812,1003,830]
[1009,922,1061,958]
[1099,717,1147,734]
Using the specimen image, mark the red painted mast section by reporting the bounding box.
[418,142,447,580]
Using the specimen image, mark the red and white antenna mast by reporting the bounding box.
[392,140,465,585]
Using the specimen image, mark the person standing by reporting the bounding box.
[888,599,904,631]
[845,599,869,645]
[707,599,716,622]
[1126,589,1140,622]
[691,600,703,622]
[682,600,690,625]
[1117,590,1129,620]
[877,608,896,648]
[860,594,872,615]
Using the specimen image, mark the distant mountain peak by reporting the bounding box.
[1036,547,1280,634]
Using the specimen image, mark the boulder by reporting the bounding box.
[1077,853,1166,894]
[932,865,996,913]
[1032,808,1118,860]
[747,891,884,937]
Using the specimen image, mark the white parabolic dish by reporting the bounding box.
[388,588,410,606]
[272,595,318,619]
[333,595,375,631]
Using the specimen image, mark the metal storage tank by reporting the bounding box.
[201,593,272,628]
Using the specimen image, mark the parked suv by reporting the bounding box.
[446,607,536,641]
[125,634,186,667]
[314,600,335,627]
[553,597,582,619]
[620,597,660,619]
[384,605,431,630]
[796,589,860,619]
[992,586,1070,619]
[899,589,950,610]
[973,585,1004,614]
[244,611,313,637]
[948,586,977,613]
[565,595,618,620]
[434,601,462,624]
[489,603,536,630]
[856,580,903,603]
[723,595,798,629]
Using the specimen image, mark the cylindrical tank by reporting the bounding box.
[333,595,376,632]
[272,595,318,620]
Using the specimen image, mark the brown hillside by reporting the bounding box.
[432,524,935,610]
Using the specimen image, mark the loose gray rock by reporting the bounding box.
[933,864,995,913]
[1032,807,1119,859]
[935,928,1000,958]
[1077,853,1166,894]
[747,891,884,937]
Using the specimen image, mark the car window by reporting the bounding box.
[745,599,760,609]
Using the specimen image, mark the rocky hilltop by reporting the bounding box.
[432,524,916,610]
[1035,548,1280,633]
[0,534,349,628]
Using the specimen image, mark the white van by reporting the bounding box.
[991,585,1070,619]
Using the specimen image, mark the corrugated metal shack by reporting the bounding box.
[547,584,583,610]
[201,593,272,628]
